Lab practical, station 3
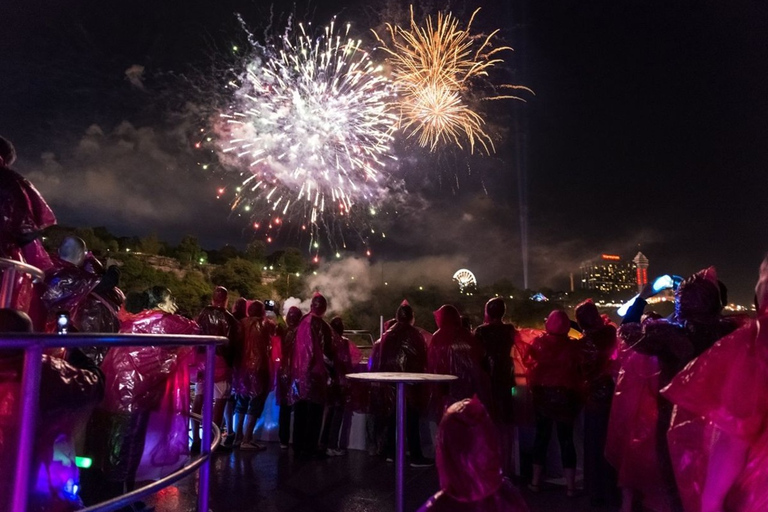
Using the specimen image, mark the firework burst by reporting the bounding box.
[217,18,398,250]
[375,7,532,154]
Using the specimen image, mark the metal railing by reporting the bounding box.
[1,332,227,512]
[0,257,46,308]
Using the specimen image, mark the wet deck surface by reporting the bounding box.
[145,443,620,512]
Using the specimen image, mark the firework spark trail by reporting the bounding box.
[374,7,532,154]
[217,18,398,251]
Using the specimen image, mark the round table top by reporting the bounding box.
[347,372,458,383]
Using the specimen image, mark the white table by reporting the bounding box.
[346,372,457,512]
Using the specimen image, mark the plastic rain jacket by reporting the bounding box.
[428,305,490,418]
[417,397,529,512]
[194,305,238,383]
[372,318,427,415]
[232,315,275,398]
[662,313,768,512]
[474,319,517,424]
[290,314,332,405]
[0,165,56,324]
[92,310,197,482]
[0,351,102,512]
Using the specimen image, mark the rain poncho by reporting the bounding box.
[428,305,490,418]
[576,300,619,405]
[276,306,302,407]
[523,311,583,422]
[372,317,427,415]
[327,330,354,407]
[232,313,274,398]
[474,318,517,424]
[417,397,529,512]
[92,310,198,483]
[194,305,237,383]
[0,347,103,512]
[42,257,122,336]
[661,262,768,512]
[290,314,332,405]
[0,165,56,325]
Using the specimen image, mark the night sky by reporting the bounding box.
[2,0,767,304]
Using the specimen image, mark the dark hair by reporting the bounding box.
[396,304,414,323]
[212,286,228,306]
[147,286,172,309]
[0,309,32,333]
[330,316,344,336]
[0,136,16,166]
[485,297,505,320]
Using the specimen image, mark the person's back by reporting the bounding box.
[417,397,529,512]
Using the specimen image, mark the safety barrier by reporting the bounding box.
[1,332,227,512]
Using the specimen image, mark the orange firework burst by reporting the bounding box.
[375,7,531,154]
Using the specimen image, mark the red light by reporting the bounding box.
[274,217,281,225]
[366,250,371,257]
[601,254,621,261]
[313,256,319,263]
[253,223,260,229]
[267,237,272,243]
[194,142,201,148]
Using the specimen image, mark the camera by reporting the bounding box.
[264,299,276,312]
[56,311,70,335]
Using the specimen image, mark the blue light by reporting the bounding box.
[617,295,638,317]
[652,274,674,293]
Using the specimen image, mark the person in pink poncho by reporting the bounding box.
[0,136,56,329]
[610,267,739,512]
[417,396,529,512]
[661,256,768,512]
[276,306,303,449]
[291,293,333,458]
[231,299,275,451]
[523,309,583,497]
[86,286,199,506]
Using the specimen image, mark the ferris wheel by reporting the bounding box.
[452,269,477,291]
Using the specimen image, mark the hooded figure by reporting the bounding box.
[523,309,582,496]
[276,306,303,448]
[613,267,740,512]
[661,256,768,512]
[291,293,333,457]
[576,299,620,507]
[417,397,529,512]
[0,136,56,328]
[428,304,490,419]
[88,286,198,503]
[231,300,275,450]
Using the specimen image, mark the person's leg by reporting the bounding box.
[232,395,248,445]
[556,419,578,494]
[191,382,204,449]
[279,404,292,447]
[531,412,553,489]
[327,405,345,451]
[293,400,309,456]
[339,405,353,451]
[306,401,325,455]
[406,406,424,460]
[496,420,515,477]
[242,394,267,450]
[384,413,396,460]
[319,406,332,450]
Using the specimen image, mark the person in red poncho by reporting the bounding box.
[661,256,768,512]
[85,286,199,506]
[231,299,275,451]
[0,136,56,329]
[190,286,238,452]
[417,396,530,512]
[319,316,354,456]
[291,293,333,458]
[611,267,739,512]
[374,300,432,466]
[576,299,620,507]
[473,297,519,477]
[277,306,303,449]
[427,304,490,420]
[523,309,582,497]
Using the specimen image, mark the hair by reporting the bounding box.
[286,306,303,328]
[232,297,248,320]
[396,303,414,324]
[0,136,16,167]
[310,293,327,316]
[484,297,506,321]
[212,286,228,307]
[330,316,345,336]
[147,286,172,309]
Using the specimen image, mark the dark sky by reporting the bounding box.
[1,0,767,304]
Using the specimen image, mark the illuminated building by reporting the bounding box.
[580,252,650,293]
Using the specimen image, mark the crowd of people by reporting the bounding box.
[2,133,768,512]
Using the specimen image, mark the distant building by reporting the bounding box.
[580,252,649,293]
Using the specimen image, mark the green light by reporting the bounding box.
[75,456,92,469]
[510,387,518,397]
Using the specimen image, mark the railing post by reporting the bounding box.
[0,267,17,308]
[12,341,43,512]
[197,342,216,512]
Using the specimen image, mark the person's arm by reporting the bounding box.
[700,426,750,512]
